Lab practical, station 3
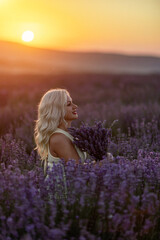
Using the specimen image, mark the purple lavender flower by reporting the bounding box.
[1,75,160,239]
[69,120,116,161]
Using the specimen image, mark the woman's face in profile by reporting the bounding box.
[64,95,78,121]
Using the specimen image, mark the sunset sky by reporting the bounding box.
[0,0,160,56]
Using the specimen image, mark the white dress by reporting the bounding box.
[44,128,113,199]
[44,128,87,199]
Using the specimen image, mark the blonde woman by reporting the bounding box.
[34,88,87,198]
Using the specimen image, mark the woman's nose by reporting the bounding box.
[73,103,78,109]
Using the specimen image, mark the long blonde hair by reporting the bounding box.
[34,88,70,161]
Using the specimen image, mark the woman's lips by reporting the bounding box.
[72,111,77,114]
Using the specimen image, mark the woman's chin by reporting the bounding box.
[73,114,78,119]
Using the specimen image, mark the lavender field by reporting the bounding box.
[0,73,160,240]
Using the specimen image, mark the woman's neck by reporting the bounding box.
[58,121,71,131]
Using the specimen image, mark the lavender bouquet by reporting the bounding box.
[69,120,117,161]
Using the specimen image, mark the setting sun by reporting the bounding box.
[0,0,159,55]
[22,31,34,42]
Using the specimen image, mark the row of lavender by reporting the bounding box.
[0,73,160,239]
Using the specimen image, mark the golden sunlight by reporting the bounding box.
[0,0,159,55]
[22,30,34,42]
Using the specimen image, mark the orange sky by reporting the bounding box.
[0,0,160,56]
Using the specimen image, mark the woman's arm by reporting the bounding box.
[49,133,80,163]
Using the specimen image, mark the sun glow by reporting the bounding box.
[0,0,159,55]
[22,31,34,42]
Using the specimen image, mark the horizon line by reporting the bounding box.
[1,39,160,58]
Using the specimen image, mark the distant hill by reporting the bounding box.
[0,40,160,74]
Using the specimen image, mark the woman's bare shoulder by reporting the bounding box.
[49,132,70,145]
[49,132,79,162]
